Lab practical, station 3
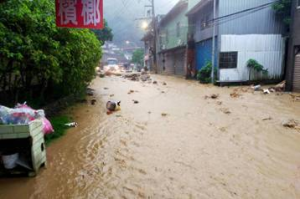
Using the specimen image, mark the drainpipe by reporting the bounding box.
[211,0,217,84]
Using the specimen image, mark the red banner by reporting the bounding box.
[55,0,103,29]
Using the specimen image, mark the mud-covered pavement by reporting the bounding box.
[1,75,300,199]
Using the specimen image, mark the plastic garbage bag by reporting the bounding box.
[0,104,41,125]
[42,117,54,135]
[15,103,53,134]
[0,106,11,124]
[0,103,54,135]
[0,105,34,124]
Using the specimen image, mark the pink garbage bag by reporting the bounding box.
[14,103,54,135]
[42,118,54,135]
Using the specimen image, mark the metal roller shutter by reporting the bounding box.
[293,53,300,92]
[164,52,175,75]
[174,49,186,76]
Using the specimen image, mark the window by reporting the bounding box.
[201,18,206,30]
[176,22,181,37]
[201,15,211,30]
[219,52,238,69]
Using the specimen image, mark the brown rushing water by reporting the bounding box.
[1,75,300,199]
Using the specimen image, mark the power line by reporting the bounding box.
[209,0,279,24]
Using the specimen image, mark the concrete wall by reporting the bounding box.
[159,6,189,50]
[219,34,285,81]
[192,1,214,42]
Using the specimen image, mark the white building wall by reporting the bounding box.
[219,34,285,81]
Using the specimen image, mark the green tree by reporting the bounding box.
[0,0,103,106]
[92,20,113,45]
[273,0,292,25]
[132,49,144,66]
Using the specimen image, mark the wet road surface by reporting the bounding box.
[1,75,300,199]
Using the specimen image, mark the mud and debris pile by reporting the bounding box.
[251,81,287,95]
[123,73,140,81]
[123,71,152,82]
[283,119,300,130]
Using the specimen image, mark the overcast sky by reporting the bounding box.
[104,0,179,46]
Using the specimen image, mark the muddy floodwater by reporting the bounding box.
[1,75,300,199]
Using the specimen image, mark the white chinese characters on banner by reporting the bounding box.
[56,0,102,28]
[58,0,78,25]
[81,0,101,26]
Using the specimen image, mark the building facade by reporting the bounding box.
[187,0,286,82]
[286,0,300,92]
[157,0,189,76]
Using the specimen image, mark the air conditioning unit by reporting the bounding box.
[161,45,166,50]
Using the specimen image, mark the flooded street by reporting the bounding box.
[1,75,300,199]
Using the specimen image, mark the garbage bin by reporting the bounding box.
[0,120,47,177]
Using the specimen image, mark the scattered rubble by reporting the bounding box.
[161,113,168,117]
[140,73,151,82]
[163,82,167,86]
[252,85,262,91]
[65,122,78,128]
[216,101,223,106]
[291,94,300,102]
[220,108,231,115]
[263,89,271,95]
[205,94,219,99]
[251,81,286,95]
[269,81,286,92]
[104,87,109,90]
[91,99,97,105]
[133,100,139,104]
[153,81,158,85]
[123,72,152,82]
[86,88,94,96]
[269,88,276,93]
[282,119,300,130]
[262,117,272,121]
[230,92,242,98]
[128,90,135,95]
[123,73,140,81]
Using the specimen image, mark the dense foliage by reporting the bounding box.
[46,115,71,145]
[247,59,268,80]
[197,61,216,84]
[0,0,103,106]
[132,49,144,66]
[273,0,292,25]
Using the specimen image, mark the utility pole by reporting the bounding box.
[139,0,157,73]
[211,0,216,83]
[150,0,158,74]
